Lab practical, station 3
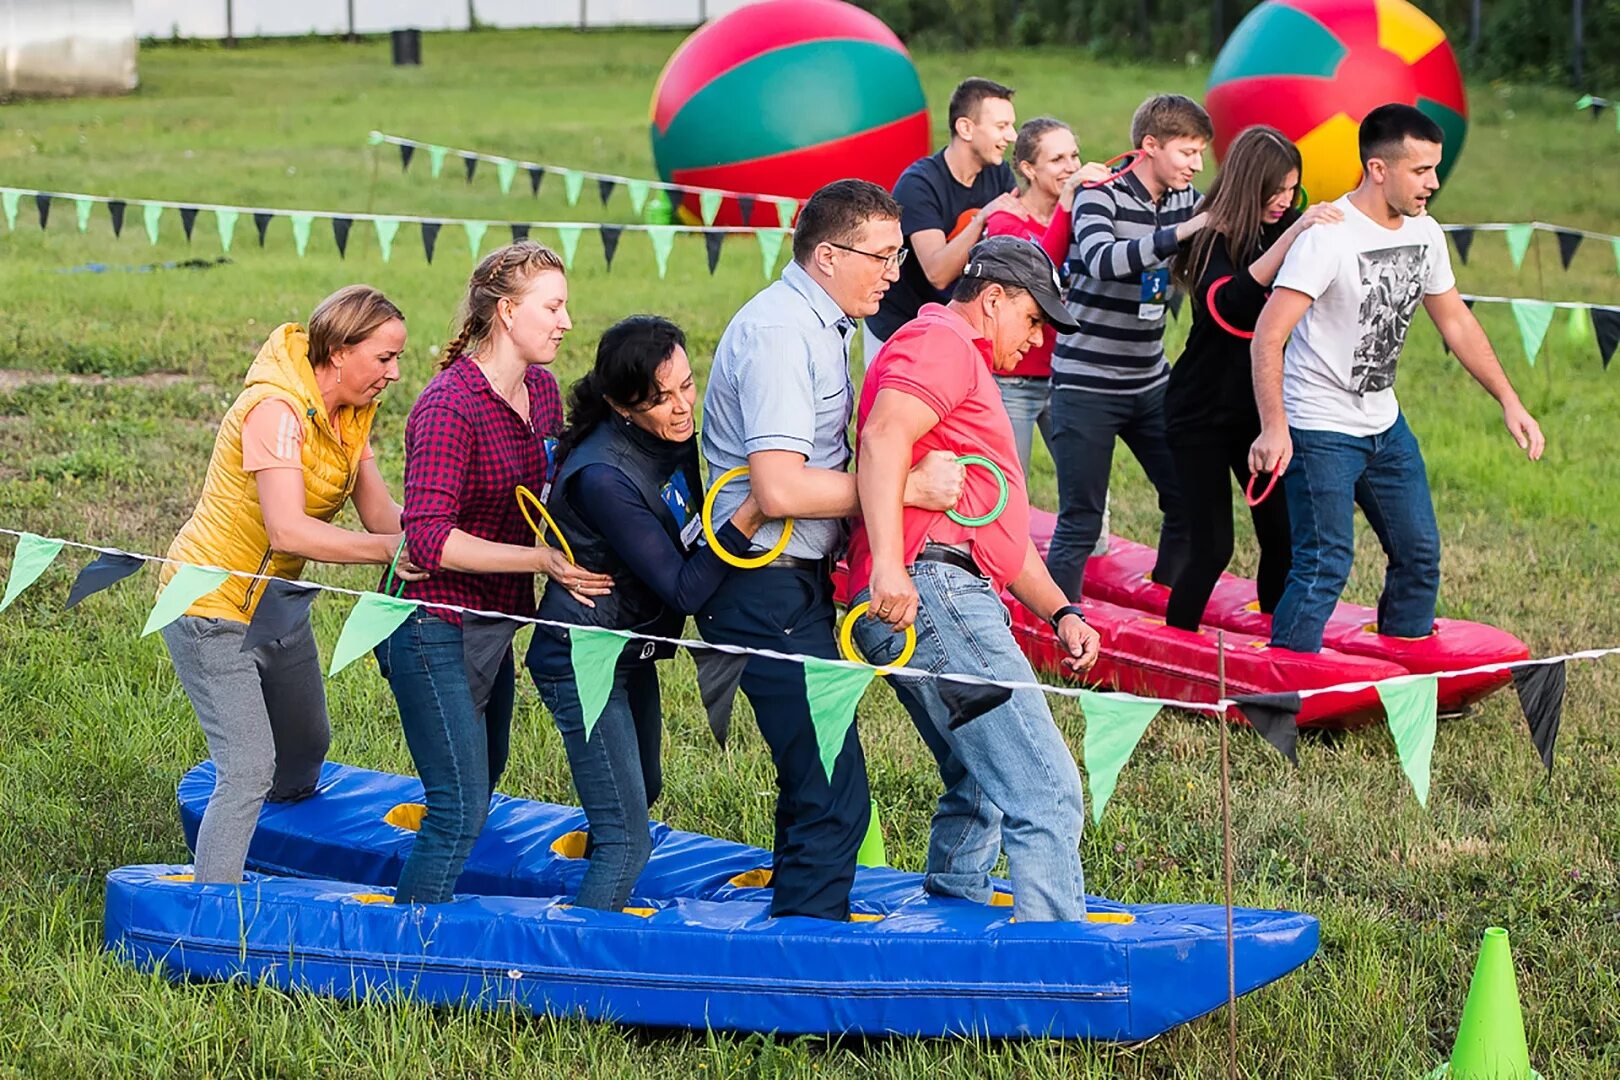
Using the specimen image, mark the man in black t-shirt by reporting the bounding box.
[864,77,1021,363]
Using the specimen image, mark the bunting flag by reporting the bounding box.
[1378,676,1438,807]
[74,196,93,233]
[648,226,676,279]
[804,658,875,782]
[420,221,441,264]
[692,647,747,747]
[509,223,530,243]
[560,169,584,207]
[1556,229,1583,269]
[704,230,724,274]
[1504,224,1534,270]
[242,578,320,653]
[64,551,144,608]
[1613,237,1620,276]
[700,190,723,227]
[597,178,617,206]
[1509,299,1555,366]
[1510,662,1565,774]
[1566,305,1592,346]
[1167,289,1184,321]
[566,626,629,740]
[599,225,623,269]
[329,592,417,676]
[462,153,478,183]
[374,217,400,262]
[775,198,798,229]
[108,199,126,237]
[289,214,314,257]
[427,144,448,179]
[937,680,1013,730]
[1079,689,1161,823]
[463,220,489,262]
[215,208,238,254]
[496,158,517,196]
[1,188,18,230]
[1451,226,1474,264]
[737,194,756,227]
[179,206,197,242]
[253,211,272,247]
[1593,307,1620,368]
[0,533,65,613]
[398,142,414,171]
[555,224,582,270]
[331,217,353,258]
[626,179,650,216]
[143,202,162,245]
[28,193,52,232]
[857,800,887,867]
[1232,691,1302,764]
[757,229,787,281]
[528,166,545,196]
[142,565,230,637]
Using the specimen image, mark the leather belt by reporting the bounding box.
[761,553,833,573]
[912,544,987,579]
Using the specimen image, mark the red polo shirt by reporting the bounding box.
[846,303,1031,595]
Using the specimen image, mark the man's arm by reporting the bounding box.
[1424,289,1545,460]
[1247,287,1315,476]
[1006,540,1100,673]
[857,389,941,632]
[1072,188,1207,283]
[911,192,1021,291]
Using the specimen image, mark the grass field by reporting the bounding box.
[2,28,1618,1078]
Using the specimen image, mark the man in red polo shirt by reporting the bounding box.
[847,235,1102,922]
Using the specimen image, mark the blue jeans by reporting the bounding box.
[376,610,515,904]
[852,562,1087,922]
[531,659,663,912]
[1271,413,1441,653]
[994,375,1053,476]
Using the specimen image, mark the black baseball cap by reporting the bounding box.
[960,235,1080,335]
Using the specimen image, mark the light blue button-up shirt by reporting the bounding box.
[702,259,856,560]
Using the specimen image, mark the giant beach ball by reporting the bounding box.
[650,0,930,228]
[1206,0,1468,202]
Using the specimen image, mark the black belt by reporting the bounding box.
[912,544,987,579]
[760,553,834,573]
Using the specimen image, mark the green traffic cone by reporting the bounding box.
[1430,927,1541,1078]
[856,800,887,867]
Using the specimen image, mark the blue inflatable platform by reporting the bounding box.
[101,762,1318,1040]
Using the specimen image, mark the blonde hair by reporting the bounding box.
[307,285,404,367]
[441,240,566,369]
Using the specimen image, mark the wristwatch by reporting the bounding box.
[1049,603,1087,632]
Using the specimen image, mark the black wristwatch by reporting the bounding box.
[1049,603,1087,631]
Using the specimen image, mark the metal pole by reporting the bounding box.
[1218,631,1237,1080]
[1573,0,1586,89]
[346,0,356,42]
[1211,0,1226,56]
[225,0,235,47]
[579,0,587,31]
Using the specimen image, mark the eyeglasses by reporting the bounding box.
[826,242,909,272]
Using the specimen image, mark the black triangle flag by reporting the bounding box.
[737,194,755,227]
[528,166,545,195]
[939,679,1013,730]
[421,220,441,264]
[242,579,320,652]
[331,217,352,258]
[1510,661,1566,773]
[1168,289,1184,320]
[597,178,617,206]
[179,207,198,242]
[108,200,126,237]
[691,647,747,747]
[1556,230,1583,270]
[399,142,415,171]
[462,154,478,183]
[599,225,623,269]
[666,187,683,214]
[704,230,724,274]
[1232,692,1301,765]
[1450,227,1474,264]
[65,551,145,609]
[1463,297,1477,311]
[510,222,530,243]
[1591,307,1620,369]
[35,192,50,229]
[253,212,273,247]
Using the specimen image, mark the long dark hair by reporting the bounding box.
[556,315,687,466]
[1173,125,1302,292]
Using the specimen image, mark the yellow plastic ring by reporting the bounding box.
[839,602,917,674]
[515,485,576,565]
[701,465,794,570]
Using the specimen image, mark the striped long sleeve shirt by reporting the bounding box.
[1052,171,1200,395]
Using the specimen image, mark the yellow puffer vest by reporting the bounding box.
[160,323,379,623]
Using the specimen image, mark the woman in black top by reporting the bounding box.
[527,315,764,912]
[1164,126,1342,631]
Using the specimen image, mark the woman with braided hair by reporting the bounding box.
[378,240,614,906]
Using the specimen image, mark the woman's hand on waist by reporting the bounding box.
[537,546,614,608]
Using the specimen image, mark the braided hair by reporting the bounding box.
[439,240,566,369]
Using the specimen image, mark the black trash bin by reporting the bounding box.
[391,29,421,66]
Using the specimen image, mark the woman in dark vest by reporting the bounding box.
[527,315,764,912]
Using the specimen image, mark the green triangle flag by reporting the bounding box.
[626,179,650,215]
[757,228,786,280]
[1509,298,1555,366]
[1566,305,1593,345]
[554,224,582,269]
[74,197,93,233]
[804,658,875,782]
[1080,689,1161,824]
[699,190,723,226]
[560,169,584,206]
[1504,224,1534,270]
[856,799,888,867]
[1,189,19,230]
[1612,238,1620,276]
[647,226,676,279]
[1576,94,1596,111]
[427,144,448,178]
[496,159,518,195]
[214,208,239,253]
[289,213,314,257]
[464,220,489,261]
[775,198,798,229]
[0,533,65,612]
[566,626,629,740]
[374,217,400,262]
[367,130,385,145]
[329,592,417,675]
[143,203,163,245]
[142,564,229,637]
[1378,675,1437,807]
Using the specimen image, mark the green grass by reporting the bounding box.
[2,28,1619,1078]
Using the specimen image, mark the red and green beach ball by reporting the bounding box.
[649,0,930,228]
[1207,0,1468,202]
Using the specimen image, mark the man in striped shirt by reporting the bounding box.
[1045,94,1213,599]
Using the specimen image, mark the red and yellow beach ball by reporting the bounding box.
[1206,0,1468,201]
[649,0,930,228]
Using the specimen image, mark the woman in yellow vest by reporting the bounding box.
[160,284,422,884]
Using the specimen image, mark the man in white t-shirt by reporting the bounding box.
[1248,103,1545,654]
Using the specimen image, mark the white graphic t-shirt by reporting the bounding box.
[1273,196,1455,437]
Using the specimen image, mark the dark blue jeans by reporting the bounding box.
[698,567,869,921]
[1271,413,1441,653]
[531,658,663,912]
[376,610,514,904]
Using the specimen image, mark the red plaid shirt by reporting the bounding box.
[399,355,564,621]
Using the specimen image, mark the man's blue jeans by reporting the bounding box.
[1271,413,1441,653]
[852,561,1087,922]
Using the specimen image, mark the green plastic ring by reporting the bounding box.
[945,454,1010,528]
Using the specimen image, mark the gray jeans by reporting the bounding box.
[162,615,329,882]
